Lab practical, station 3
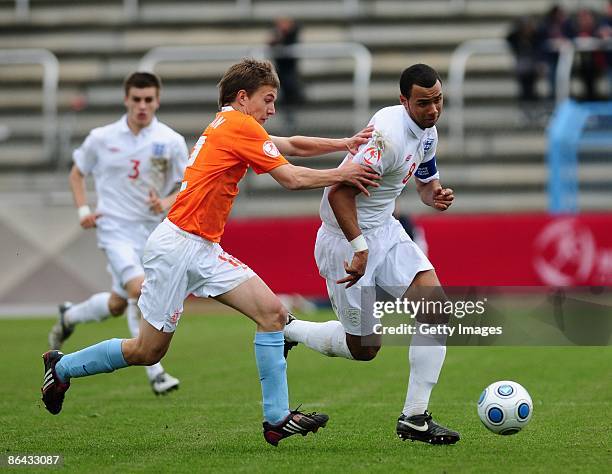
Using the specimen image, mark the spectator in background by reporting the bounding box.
[597,0,612,98]
[569,8,606,101]
[537,4,572,99]
[269,17,304,133]
[507,16,545,105]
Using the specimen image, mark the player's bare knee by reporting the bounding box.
[347,335,381,361]
[108,294,127,316]
[109,301,127,317]
[352,345,380,361]
[258,304,286,332]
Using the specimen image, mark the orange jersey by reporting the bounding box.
[168,107,288,242]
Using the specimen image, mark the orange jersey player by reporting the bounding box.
[41,58,379,447]
[168,106,289,242]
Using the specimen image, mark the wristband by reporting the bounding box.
[350,234,368,252]
[77,205,92,220]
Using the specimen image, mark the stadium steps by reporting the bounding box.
[0,0,558,27]
[2,0,609,211]
[1,105,548,140]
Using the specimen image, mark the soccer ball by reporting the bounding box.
[477,380,533,435]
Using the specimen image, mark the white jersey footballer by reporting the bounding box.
[48,72,189,396]
[74,115,188,226]
[286,64,460,446]
[320,104,439,232]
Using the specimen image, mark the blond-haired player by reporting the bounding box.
[41,59,379,446]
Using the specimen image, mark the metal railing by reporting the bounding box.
[447,36,612,155]
[138,42,372,131]
[555,37,612,104]
[13,0,468,20]
[0,48,59,163]
[447,38,511,155]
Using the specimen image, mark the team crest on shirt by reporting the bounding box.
[152,142,166,157]
[423,137,435,152]
[263,140,280,158]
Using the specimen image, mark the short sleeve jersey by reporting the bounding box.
[168,107,289,242]
[320,105,440,230]
[73,115,189,223]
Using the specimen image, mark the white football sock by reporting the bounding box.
[64,292,111,325]
[127,298,164,380]
[284,319,354,359]
[403,322,447,417]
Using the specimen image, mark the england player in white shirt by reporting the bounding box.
[284,64,460,444]
[48,72,189,395]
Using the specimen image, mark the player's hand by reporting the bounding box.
[337,250,368,288]
[344,125,374,155]
[338,161,380,197]
[148,189,165,214]
[79,212,101,229]
[432,186,454,211]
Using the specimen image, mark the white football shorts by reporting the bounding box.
[139,218,256,332]
[315,218,433,336]
[96,216,158,299]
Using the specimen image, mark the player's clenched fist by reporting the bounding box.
[433,186,454,211]
[79,212,101,229]
[337,250,369,288]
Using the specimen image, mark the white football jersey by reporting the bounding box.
[320,105,440,231]
[73,115,189,223]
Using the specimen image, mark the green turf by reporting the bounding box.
[1,311,610,473]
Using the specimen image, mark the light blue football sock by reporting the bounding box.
[55,338,128,383]
[254,331,291,425]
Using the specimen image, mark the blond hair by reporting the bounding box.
[217,58,280,108]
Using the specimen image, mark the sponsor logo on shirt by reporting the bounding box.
[263,140,280,158]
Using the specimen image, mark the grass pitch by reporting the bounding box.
[1,310,610,473]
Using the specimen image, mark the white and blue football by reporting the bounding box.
[477,380,533,435]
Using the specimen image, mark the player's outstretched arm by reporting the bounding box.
[269,162,380,196]
[270,125,373,157]
[328,184,369,288]
[415,179,454,211]
[69,164,101,228]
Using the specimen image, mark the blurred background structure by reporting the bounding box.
[1,0,611,313]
